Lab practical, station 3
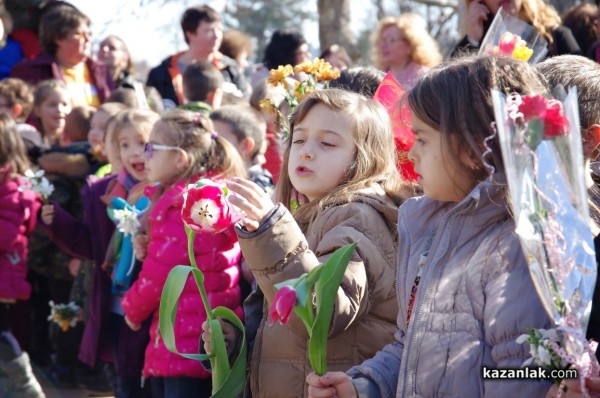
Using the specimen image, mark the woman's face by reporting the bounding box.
[379,25,412,69]
[55,23,91,65]
[98,37,129,73]
[294,43,312,65]
[480,0,523,16]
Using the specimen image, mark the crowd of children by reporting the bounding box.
[2,1,600,398]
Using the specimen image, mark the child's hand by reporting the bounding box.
[124,315,140,331]
[201,318,236,354]
[133,233,149,261]
[306,372,357,398]
[466,0,491,43]
[41,204,55,225]
[227,178,276,232]
[68,258,81,277]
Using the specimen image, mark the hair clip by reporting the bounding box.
[211,131,218,140]
[192,112,201,126]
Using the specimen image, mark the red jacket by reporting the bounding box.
[0,174,40,300]
[122,178,242,378]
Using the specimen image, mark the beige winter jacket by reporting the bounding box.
[236,184,401,397]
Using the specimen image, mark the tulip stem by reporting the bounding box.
[187,227,214,322]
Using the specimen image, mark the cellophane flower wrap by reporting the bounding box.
[260,58,340,140]
[268,243,356,376]
[492,87,599,392]
[19,169,54,203]
[158,178,246,398]
[479,9,548,63]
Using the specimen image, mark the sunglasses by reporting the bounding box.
[144,143,185,159]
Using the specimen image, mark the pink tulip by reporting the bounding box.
[269,286,297,325]
[181,182,233,234]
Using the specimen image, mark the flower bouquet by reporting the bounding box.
[260,58,340,140]
[159,179,246,398]
[47,300,80,332]
[480,9,548,63]
[492,88,599,392]
[268,243,356,376]
[19,169,54,203]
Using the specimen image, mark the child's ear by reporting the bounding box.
[175,150,189,172]
[240,137,255,159]
[11,103,23,119]
[583,124,600,160]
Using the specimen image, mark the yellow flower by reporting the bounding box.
[61,320,69,332]
[268,65,294,87]
[512,45,533,62]
[294,60,316,75]
[317,67,340,82]
[259,99,278,116]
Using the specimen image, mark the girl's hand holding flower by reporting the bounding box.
[41,204,55,225]
[227,177,276,232]
[306,371,357,398]
[201,318,236,354]
[133,233,149,261]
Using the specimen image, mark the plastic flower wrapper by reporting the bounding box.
[260,58,340,140]
[19,169,54,203]
[47,300,80,332]
[159,178,246,398]
[479,9,548,63]
[268,243,356,376]
[492,87,599,393]
[107,196,151,295]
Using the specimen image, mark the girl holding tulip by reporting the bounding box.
[204,88,415,397]
[121,109,246,398]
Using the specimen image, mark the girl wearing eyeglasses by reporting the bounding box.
[121,109,246,398]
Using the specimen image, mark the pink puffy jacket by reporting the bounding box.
[122,178,242,378]
[0,175,40,301]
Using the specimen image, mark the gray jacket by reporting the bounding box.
[348,178,553,397]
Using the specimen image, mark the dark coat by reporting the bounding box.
[11,51,114,104]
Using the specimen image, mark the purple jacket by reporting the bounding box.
[11,51,114,104]
[41,174,149,378]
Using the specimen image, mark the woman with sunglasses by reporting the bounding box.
[121,109,246,398]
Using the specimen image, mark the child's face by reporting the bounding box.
[89,110,110,148]
[212,119,251,162]
[118,125,147,181]
[144,128,185,184]
[35,89,72,139]
[408,112,478,202]
[287,103,355,201]
[104,124,122,173]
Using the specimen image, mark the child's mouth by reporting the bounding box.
[132,162,146,173]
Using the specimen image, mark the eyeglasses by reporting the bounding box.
[144,143,185,159]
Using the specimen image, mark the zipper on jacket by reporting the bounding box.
[400,201,475,397]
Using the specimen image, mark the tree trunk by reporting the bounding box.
[317,0,358,59]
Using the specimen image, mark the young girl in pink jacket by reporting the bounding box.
[122,109,246,397]
[0,114,44,397]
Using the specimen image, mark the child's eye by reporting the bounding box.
[292,139,305,145]
[415,138,425,145]
[321,142,335,147]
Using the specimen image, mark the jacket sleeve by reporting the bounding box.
[236,202,393,338]
[0,208,20,252]
[480,229,553,397]
[346,328,404,397]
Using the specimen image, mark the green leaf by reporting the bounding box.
[158,265,211,361]
[210,307,247,398]
[309,243,357,376]
[209,318,230,392]
[525,118,544,149]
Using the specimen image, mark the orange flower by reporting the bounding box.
[294,60,315,75]
[268,65,294,87]
[317,68,341,82]
[61,320,69,332]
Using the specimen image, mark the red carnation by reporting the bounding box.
[543,102,569,138]
[519,94,548,121]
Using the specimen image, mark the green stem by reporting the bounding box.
[187,228,214,322]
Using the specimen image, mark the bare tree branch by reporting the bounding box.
[412,0,457,9]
